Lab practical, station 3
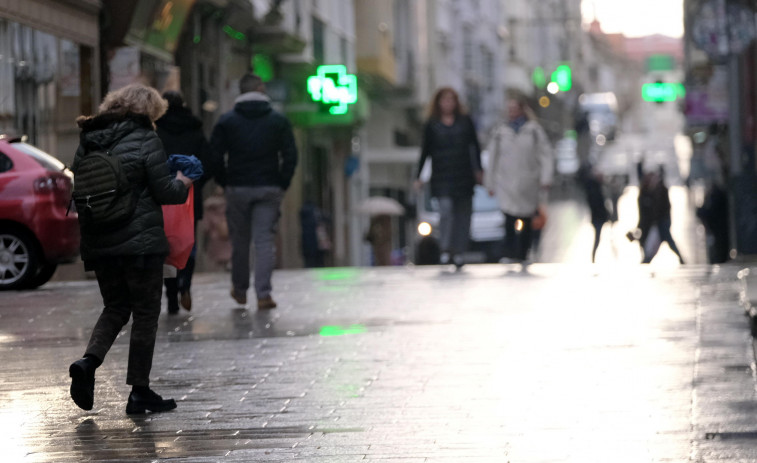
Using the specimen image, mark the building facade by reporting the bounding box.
[0,0,101,164]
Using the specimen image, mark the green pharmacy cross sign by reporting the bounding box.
[307,65,358,115]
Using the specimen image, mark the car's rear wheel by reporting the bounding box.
[23,262,58,289]
[0,230,39,290]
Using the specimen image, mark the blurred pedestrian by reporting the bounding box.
[634,165,685,264]
[365,214,393,266]
[68,84,192,414]
[210,73,298,310]
[578,163,610,262]
[156,90,215,314]
[696,181,729,263]
[414,87,483,269]
[575,109,592,164]
[201,187,232,270]
[300,201,330,268]
[485,96,553,266]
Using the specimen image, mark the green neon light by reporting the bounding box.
[532,67,547,88]
[307,65,358,115]
[253,54,274,82]
[223,25,246,41]
[193,35,201,44]
[551,64,572,92]
[642,82,685,102]
[320,325,367,337]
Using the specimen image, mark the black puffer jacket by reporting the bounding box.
[210,92,297,190]
[156,106,215,220]
[73,112,188,263]
[416,115,482,198]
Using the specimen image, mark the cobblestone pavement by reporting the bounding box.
[2,264,757,462]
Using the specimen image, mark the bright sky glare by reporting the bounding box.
[582,0,684,38]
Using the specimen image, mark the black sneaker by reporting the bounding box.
[69,358,96,411]
[126,388,177,414]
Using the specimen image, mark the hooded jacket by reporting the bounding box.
[210,92,297,190]
[73,112,188,263]
[156,106,215,220]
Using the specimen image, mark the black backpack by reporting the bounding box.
[72,141,136,231]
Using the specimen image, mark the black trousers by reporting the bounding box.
[503,213,534,262]
[85,255,163,386]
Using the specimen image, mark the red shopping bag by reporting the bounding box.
[163,185,194,269]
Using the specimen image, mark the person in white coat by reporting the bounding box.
[484,97,553,264]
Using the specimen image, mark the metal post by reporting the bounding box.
[728,55,742,178]
[727,53,741,257]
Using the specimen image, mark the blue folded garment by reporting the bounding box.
[167,154,204,180]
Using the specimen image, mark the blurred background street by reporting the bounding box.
[3,0,757,461]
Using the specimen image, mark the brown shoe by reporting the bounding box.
[257,296,277,310]
[180,291,192,311]
[230,288,247,305]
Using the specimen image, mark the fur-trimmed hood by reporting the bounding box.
[77,112,154,132]
[76,112,154,152]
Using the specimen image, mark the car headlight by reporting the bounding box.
[418,222,432,236]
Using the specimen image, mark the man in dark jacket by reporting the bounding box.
[157,91,215,313]
[210,73,297,310]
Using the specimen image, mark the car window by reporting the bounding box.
[472,186,499,212]
[10,142,66,172]
[0,152,12,173]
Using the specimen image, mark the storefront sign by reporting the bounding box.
[126,0,196,60]
[307,65,358,115]
[691,0,755,61]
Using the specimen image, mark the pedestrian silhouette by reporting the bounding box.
[484,95,553,268]
[210,73,298,310]
[578,163,610,263]
[633,164,685,264]
[156,90,215,314]
[414,87,482,270]
[69,84,193,414]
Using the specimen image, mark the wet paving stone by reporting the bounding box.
[1,264,757,461]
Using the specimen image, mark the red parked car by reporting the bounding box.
[0,135,80,289]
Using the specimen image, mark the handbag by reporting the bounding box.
[532,206,548,231]
[163,185,195,270]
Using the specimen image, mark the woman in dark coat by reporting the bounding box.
[68,84,193,414]
[156,91,214,313]
[414,87,482,269]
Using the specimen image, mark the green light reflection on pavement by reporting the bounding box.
[313,268,360,281]
[320,325,367,337]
